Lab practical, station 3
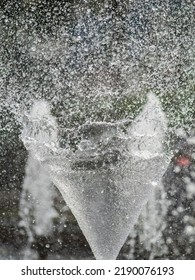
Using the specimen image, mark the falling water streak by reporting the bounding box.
[19,154,58,258]
[126,182,169,260]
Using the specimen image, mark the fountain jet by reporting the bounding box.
[21,93,168,259]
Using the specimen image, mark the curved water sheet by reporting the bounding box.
[21,94,168,260]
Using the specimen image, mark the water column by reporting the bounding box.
[19,154,58,259]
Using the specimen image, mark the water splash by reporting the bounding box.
[21,93,168,259]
